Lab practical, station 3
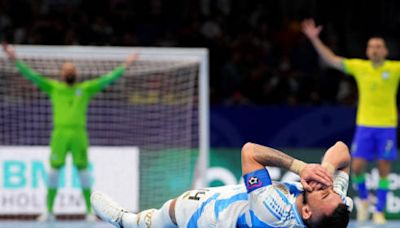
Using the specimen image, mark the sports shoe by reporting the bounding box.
[37,212,56,222]
[373,212,386,224]
[356,200,369,222]
[91,191,127,228]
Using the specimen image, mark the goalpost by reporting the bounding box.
[0,45,209,211]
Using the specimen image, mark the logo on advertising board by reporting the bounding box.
[0,146,139,214]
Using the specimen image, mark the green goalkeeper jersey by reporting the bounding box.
[16,60,126,129]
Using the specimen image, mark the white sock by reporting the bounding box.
[122,200,176,228]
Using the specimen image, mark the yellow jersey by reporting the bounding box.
[343,59,400,127]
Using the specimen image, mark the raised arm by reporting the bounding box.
[241,142,333,191]
[84,53,139,95]
[318,141,352,203]
[321,141,351,175]
[2,43,54,93]
[302,19,344,71]
[2,43,16,61]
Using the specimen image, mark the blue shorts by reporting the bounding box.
[351,126,397,161]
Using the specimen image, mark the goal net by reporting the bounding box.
[0,45,209,211]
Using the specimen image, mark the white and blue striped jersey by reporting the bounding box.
[174,169,306,228]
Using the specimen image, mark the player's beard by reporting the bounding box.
[65,74,76,85]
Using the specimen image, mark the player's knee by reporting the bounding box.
[351,161,364,174]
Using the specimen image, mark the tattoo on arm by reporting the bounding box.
[252,144,295,171]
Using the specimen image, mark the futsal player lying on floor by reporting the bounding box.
[91,141,353,228]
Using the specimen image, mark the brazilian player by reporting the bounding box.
[302,19,399,224]
[2,43,139,221]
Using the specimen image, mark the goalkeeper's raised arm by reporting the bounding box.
[2,43,54,93]
[2,43,16,61]
[301,19,344,71]
[82,53,139,95]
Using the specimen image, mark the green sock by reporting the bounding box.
[47,188,57,213]
[376,178,389,212]
[378,177,390,189]
[352,174,366,184]
[83,188,92,213]
[352,174,368,199]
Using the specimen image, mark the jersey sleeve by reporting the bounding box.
[82,65,126,96]
[244,171,298,227]
[242,169,277,226]
[342,58,363,77]
[15,60,55,94]
[392,61,400,81]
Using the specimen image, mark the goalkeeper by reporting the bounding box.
[92,141,353,228]
[2,43,139,221]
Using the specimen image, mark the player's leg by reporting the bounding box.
[351,158,369,222]
[373,128,397,224]
[351,159,368,200]
[372,159,390,224]
[39,130,68,221]
[377,160,391,211]
[91,191,177,228]
[350,126,374,222]
[71,130,92,216]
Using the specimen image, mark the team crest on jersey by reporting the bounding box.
[382,71,389,80]
[247,176,262,188]
[75,89,82,96]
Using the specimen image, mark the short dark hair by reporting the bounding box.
[313,203,350,228]
[368,36,387,44]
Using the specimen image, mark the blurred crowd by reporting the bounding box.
[2,0,400,106]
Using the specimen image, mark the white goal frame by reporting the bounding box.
[1,45,209,188]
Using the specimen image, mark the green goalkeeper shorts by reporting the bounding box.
[50,128,89,169]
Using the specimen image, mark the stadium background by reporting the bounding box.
[1,0,400,225]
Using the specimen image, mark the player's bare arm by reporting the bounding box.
[2,43,16,61]
[310,141,351,191]
[124,53,139,68]
[322,141,351,175]
[301,19,344,71]
[241,142,333,191]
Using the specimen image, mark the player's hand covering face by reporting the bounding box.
[299,164,333,191]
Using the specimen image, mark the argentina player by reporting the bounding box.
[92,141,352,228]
